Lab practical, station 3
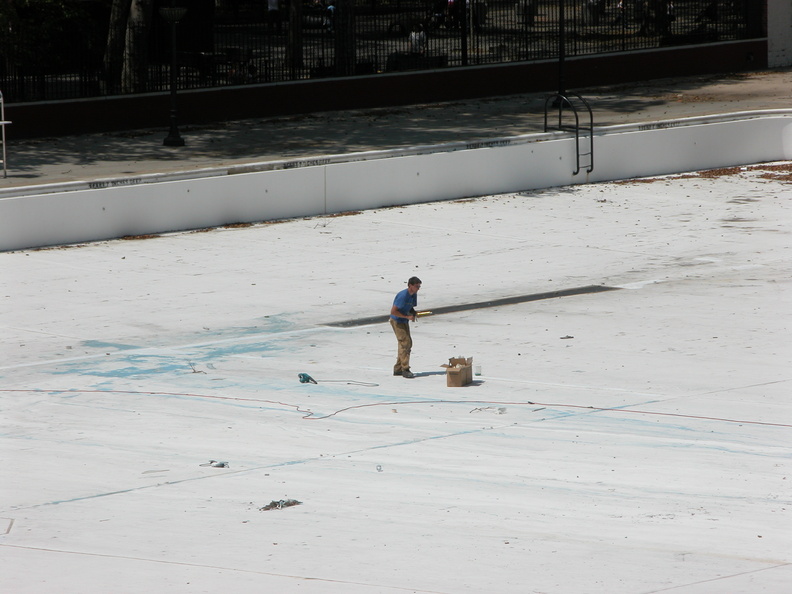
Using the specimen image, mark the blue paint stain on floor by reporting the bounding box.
[82,340,140,351]
[188,340,286,359]
[55,322,305,379]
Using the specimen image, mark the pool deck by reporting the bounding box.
[2,68,792,189]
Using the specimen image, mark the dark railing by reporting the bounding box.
[0,0,763,103]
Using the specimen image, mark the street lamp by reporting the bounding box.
[557,0,566,98]
[551,0,568,108]
[160,4,188,147]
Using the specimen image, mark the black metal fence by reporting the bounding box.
[0,0,763,103]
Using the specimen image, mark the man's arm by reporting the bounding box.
[390,304,415,321]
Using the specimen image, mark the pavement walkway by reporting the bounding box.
[2,67,792,190]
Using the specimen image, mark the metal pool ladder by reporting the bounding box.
[544,92,594,176]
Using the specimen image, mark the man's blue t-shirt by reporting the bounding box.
[390,288,417,323]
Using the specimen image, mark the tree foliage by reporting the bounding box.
[2,0,108,73]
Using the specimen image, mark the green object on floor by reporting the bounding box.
[298,373,317,384]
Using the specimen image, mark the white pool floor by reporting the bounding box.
[2,165,791,593]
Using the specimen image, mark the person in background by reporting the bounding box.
[409,23,427,55]
[390,276,421,378]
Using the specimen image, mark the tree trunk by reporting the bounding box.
[103,0,133,95]
[122,0,153,93]
[287,0,304,74]
[334,0,356,76]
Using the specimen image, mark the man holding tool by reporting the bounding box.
[390,276,421,378]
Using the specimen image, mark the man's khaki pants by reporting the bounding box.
[390,319,412,373]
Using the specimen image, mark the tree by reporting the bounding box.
[104,0,132,95]
[104,0,153,94]
[123,0,153,93]
[334,0,356,76]
[1,0,96,101]
[287,0,304,74]
[104,0,133,94]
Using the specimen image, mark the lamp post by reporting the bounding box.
[160,5,188,147]
[557,0,566,98]
[550,0,569,108]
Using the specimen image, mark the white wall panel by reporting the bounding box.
[2,112,791,251]
[0,166,325,250]
[326,138,580,213]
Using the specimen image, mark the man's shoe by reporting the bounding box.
[402,370,415,379]
[393,370,403,376]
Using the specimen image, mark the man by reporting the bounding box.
[390,276,421,378]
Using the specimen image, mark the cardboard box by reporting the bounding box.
[442,356,473,387]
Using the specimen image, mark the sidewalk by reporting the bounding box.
[2,68,792,190]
